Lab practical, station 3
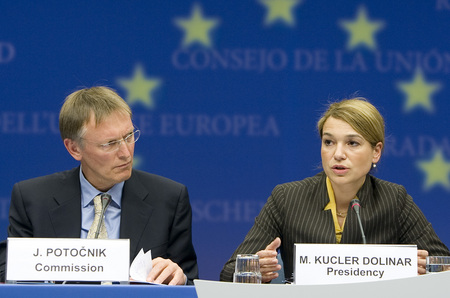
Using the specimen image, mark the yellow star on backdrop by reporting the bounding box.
[417,150,450,190]
[117,65,161,109]
[339,6,385,50]
[397,69,441,113]
[174,4,220,48]
[258,0,302,26]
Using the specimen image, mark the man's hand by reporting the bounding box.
[417,250,428,275]
[146,257,186,285]
[256,237,282,283]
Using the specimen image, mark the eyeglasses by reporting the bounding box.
[82,129,141,153]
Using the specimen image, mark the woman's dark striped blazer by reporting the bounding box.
[220,172,449,281]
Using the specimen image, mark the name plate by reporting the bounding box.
[6,237,130,282]
[294,244,417,285]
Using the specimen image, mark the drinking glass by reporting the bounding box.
[233,254,262,284]
[426,256,450,273]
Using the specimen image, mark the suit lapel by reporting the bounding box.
[356,174,374,208]
[317,174,337,243]
[48,167,82,238]
[120,171,154,259]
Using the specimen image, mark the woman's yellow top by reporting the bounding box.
[324,177,346,243]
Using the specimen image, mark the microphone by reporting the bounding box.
[101,193,112,211]
[350,199,366,244]
[94,193,111,239]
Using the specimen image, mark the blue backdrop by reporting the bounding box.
[1,0,449,280]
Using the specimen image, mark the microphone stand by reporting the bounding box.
[350,199,366,244]
[94,193,111,239]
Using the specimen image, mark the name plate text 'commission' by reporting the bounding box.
[6,237,130,282]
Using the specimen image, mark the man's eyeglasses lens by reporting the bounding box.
[100,130,141,152]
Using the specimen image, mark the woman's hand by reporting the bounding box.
[256,237,282,283]
[417,249,428,275]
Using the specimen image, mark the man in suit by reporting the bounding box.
[0,86,198,284]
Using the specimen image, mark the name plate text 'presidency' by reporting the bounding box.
[6,238,130,282]
[294,244,417,285]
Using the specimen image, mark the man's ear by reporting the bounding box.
[64,138,82,161]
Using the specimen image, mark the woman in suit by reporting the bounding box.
[220,97,449,283]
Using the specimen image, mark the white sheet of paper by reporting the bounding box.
[129,249,153,282]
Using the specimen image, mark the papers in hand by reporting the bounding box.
[130,249,153,283]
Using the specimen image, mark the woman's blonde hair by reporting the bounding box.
[317,97,385,149]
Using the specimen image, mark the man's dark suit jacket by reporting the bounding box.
[0,167,198,283]
[220,172,450,281]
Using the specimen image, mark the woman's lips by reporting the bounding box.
[332,165,349,175]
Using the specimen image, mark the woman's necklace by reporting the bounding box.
[336,211,347,218]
